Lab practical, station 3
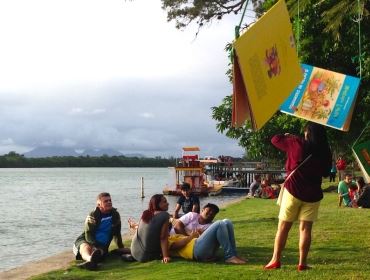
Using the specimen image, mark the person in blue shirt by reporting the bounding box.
[73,192,130,270]
[329,160,337,182]
[173,183,200,219]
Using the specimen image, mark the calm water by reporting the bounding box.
[0,168,240,272]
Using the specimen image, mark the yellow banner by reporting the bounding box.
[233,0,302,130]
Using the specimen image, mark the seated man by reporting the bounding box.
[248,174,261,197]
[173,183,200,219]
[73,192,129,270]
[338,173,356,207]
[172,203,219,236]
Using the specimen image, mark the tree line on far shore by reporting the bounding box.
[0,151,177,168]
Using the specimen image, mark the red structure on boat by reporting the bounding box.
[163,147,220,196]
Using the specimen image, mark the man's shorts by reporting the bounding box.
[279,189,320,222]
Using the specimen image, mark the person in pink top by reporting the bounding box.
[264,122,332,271]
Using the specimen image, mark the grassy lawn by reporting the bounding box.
[33,180,370,280]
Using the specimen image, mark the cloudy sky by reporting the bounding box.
[0,0,255,158]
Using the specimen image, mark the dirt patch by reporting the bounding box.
[0,250,73,280]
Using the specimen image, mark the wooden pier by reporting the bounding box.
[206,161,285,188]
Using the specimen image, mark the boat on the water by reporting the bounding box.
[163,147,222,196]
[163,146,285,197]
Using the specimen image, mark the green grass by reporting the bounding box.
[33,180,370,280]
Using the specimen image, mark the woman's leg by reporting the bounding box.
[299,220,313,266]
[265,220,293,266]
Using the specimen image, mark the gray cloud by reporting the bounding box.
[0,0,247,157]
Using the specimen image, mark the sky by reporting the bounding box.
[0,0,255,158]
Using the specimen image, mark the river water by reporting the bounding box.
[0,167,241,272]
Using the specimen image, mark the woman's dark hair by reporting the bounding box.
[141,194,165,223]
[303,122,332,176]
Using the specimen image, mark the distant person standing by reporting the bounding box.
[173,183,200,219]
[329,160,337,182]
[336,156,347,181]
[73,192,129,270]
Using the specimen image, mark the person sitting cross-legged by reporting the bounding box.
[169,219,246,264]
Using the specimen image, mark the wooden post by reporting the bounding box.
[141,177,145,198]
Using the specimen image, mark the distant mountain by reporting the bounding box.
[122,153,145,158]
[23,147,145,158]
[81,148,122,157]
[24,147,79,158]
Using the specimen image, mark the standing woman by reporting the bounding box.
[265,122,332,271]
[131,194,171,263]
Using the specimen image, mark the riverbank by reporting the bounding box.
[0,250,72,280]
[0,231,135,280]
[30,193,370,280]
[0,197,246,280]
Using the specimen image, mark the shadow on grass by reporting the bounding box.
[237,246,298,265]
[233,217,278,225]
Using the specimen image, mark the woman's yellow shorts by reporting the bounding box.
[279,189,320,222]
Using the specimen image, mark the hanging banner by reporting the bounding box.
[280,64,361,131]
[352,124,370,182]
[232,55,253,127]
[232,0,302,130]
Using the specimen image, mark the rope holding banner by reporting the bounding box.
[357,0,363,79]
[353,121,370,147]
[235,0,250,39]
[297,0,300,56]
[231,0,250,64]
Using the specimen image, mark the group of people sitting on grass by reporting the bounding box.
[72,122,369,273]
[337,173,370,208]
[73,189,246,270]
[248,174,280,199]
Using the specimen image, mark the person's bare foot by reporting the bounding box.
[225,256,247,264]
[236,255,248,262]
